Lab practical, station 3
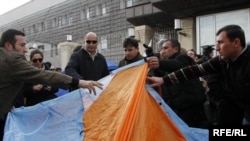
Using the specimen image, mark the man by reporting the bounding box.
[150,39,207,128]
[0,29,103,140]
[118,37,144,67]
[147,24,250,125]
[65,32,109,91]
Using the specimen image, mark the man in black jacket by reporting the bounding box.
[65,32,109,91]
[152,39,207,128]
[147,24,250,125]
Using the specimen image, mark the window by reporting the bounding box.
[65,14,73,25]
[86,8,90,19]
[199,16,215,46]
[54,17,58,27]
[101,3,106,15]
[50,46,54,57]
[31,24,36,33]
[58,16,62,27]
[55,45,58,55]
[96,5,100,16]
[126,0,132,7]
[81,9,85,19]
[101,37,107,49]
[196,9,250,54]
[53,16,62,27]
[40,22,45,31]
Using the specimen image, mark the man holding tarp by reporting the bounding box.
[3,59,208,141]
[0,29,103,140]
[147,24,250,125]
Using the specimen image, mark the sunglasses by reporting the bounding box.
[86,40,97,44]
[32,58,43,63]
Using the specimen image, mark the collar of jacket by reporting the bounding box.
[168,52,181,59]
[81,48,99,59]
[125,53,144,63]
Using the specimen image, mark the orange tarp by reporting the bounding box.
[83,63,186,141]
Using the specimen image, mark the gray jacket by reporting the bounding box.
[0,48,77,119]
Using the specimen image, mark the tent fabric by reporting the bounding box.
[84,63,186,141]
[3,59,208,141]
[4,90,87,141]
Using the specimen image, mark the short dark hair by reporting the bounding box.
[30,49,44,60]
[0,29,25,47]
[165,39,181,52]
[216,25,246,48]
[123,37,139,48]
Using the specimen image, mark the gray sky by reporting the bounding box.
[0,0,31,15]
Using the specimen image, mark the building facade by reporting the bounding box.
[0,0,137,67]
[1,0,250,68]
[126,0,250,54]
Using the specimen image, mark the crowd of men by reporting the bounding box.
[0,24,250,140]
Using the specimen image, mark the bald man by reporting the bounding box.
[65,32,109,91]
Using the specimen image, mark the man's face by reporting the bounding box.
[160,41,178,59]
[6,35,28,55]
[215,31,237,60]
[124,45,139,60]
[84,34,98,53]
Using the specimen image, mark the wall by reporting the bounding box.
[178,18,195,51]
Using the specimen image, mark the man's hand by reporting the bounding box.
[33,84,43,91]
[147,56,159,69]
[146,76,164,87]
[79,80,103,95]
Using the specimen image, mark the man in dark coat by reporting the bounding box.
[151,39,207,128]
[147,24,250,125]
[65,32,109,91]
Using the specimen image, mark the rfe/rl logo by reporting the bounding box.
[213,129,247,136]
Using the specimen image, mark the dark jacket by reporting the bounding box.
[23,83,58,106]
[0,48,78,119]
[65,48,109,91]
[158,53,206,107]
[158,53,207,127]
[163,46,250,123]
[118,53,144,67]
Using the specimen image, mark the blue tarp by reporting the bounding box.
[106,59,118,71]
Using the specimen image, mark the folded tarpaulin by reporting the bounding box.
[3,59,208,141]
